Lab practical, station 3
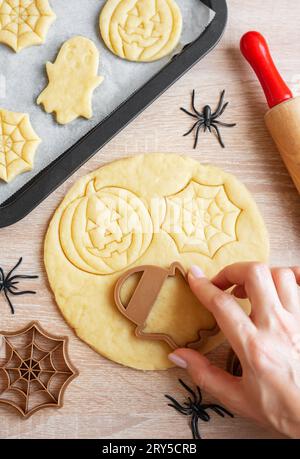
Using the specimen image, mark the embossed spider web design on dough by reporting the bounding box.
[0,110,40,182]
[162,181,242,258]
[0,0,55,52]
[0,323,76,418]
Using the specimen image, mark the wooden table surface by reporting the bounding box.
[0,0,299,439]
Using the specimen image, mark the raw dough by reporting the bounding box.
[99,0,182,62]
[0,108,41,183]
[44,154,269,370]
[0,0,56,53]
[37,36,104,125]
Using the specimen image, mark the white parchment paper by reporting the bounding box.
[0,0,214,204]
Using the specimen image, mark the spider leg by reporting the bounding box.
[167,403,190,416]
[206,406,225,418]
[183,120,199,137]
[3,289,15,314]
[191,90,203,117]
[208,405,234,418]
[214,120,237,128]
[6,257,23,281]
[211,100,229,119]
[191,414,201,440]
[0,267,4,289]
[211,90,226,118]
[196,386,202,404]
[7,287,36,296]
[179,379,197,399]
[165,394,184,408]
[218,406,234,418]
[184,400,192,408]
[7,284,19,291]
[9,281,19,285]
[165,395,187,412]
[180,107,199,119]
[193,122,203,149]
[210,123,225,148]
[9,274,38,281]
[187,396,195,409]
[179,379,200,400]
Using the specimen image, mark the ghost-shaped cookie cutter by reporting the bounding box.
[114,262,219,350]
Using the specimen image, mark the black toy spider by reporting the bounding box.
[0,258,38,314]
[180,90,236,149]
[165,379,233,439]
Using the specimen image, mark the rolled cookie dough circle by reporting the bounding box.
[99,0,182,62]
[44,154,269,370]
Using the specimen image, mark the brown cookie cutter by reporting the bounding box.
[114,262,219,350]
[0,322,78,418]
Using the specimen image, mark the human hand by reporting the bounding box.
[168,263,300,438]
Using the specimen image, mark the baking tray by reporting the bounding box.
[0,0,227,228]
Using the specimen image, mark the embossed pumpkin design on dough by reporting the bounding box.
[37,36,104,124]
[99,0,182,62]
[0,0,56,52]
[59,180,153,275]
[45,154,269,371]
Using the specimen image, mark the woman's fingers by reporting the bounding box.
[169,349,244,413]
[272,268,300,315]
[214,265,300,316]
[232,285,248,299]
[211,263,282,327]
[291,267,300,285]
[188,266,256,352]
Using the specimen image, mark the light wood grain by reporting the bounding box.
[0,0,299,439]
[265,97,300,194]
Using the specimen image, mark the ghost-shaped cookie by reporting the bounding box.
[37,36,104,124]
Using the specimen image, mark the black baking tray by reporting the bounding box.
[0,0,227,228]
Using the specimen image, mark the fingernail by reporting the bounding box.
[168,353,188,369]
[190,265,205,279]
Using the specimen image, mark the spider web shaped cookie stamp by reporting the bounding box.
[162,181,242,258]
[0,0,56,52]
[0,322,77,418]
[0,108,41,183]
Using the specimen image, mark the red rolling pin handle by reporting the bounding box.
[240,31,293,109]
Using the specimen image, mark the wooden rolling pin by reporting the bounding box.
[241,31,300,193]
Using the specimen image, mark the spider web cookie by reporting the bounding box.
[0,108,41,183]
[0,0,56,52]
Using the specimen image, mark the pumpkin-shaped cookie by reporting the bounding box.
[99,0,182,62]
